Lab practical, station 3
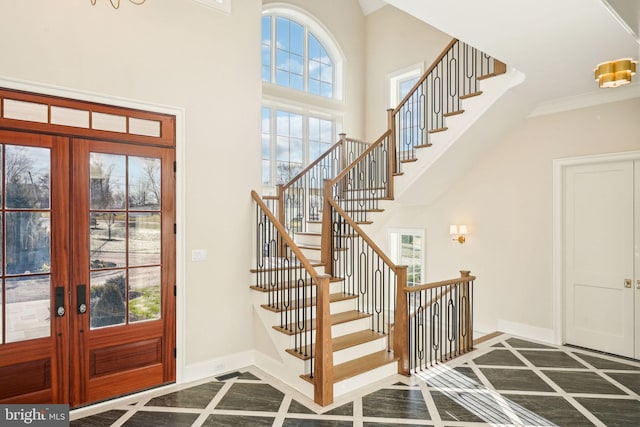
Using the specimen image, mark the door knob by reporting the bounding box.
[624,279,632,288]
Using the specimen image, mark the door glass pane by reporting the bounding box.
[90,153,125,210]
[129,267,161,323]
[5,145,50,209]
[90,212,126,269]
[5,275,50,343]
[128,213,160,267]
[90,270,126,329]
[5,212,51,275]
[128,157,160,210]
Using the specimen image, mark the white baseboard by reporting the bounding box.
[182,350,255,383]
[497,319,555,345]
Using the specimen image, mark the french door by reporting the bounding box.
[0,130,175,407]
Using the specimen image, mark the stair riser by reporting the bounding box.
[333,360,398,399]
[306,222,322,233]
[299,247,321,260]
[294,233,321,247]
[333,336,388,365]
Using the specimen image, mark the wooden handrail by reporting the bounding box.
[252,190,334,405]
[403,273,476,293]
[324,191,399,272]
[251,191,318,278]
[393,38,459,116]
[280,134,370,193]
[328,130,392,189]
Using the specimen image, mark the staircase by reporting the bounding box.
[251,38,506,405]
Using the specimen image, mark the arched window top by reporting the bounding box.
[262,5,344,100]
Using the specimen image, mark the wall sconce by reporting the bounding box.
[450,224,467,244]
[594,58,637,88]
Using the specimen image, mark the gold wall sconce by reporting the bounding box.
[594,58,637,88]
[450,224,468,244]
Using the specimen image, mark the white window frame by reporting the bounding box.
[388,228,425,287]
[387,63,424,109]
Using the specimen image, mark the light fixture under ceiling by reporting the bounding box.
[90,0,146,9]
[594,58,637,88]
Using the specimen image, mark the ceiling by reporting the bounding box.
[378,0,640,115]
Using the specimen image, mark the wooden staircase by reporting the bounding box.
[250,38,506,405]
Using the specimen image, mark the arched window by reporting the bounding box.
[261,6,344,186]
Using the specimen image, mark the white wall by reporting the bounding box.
[377,98,640,341]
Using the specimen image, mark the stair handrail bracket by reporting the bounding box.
[251,191,334,404]
[403,271,476,374]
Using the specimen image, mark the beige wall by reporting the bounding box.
[363,5,451,141]
[378,98,640,339]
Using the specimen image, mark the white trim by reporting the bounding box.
[529,83,640,117]
[496,319,555,345]
[552,150,640,346]
[0,74,187,384]
[182,350,255,383]
[386,63,424,109]
[192,0,231,15]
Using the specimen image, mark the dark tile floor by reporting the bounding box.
[71,335,640,426]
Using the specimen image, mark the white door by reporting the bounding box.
[564,160,635,358]
[636,160,640,358]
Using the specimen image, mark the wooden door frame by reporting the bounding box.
[0,76,187,385]
[552,150,640,347]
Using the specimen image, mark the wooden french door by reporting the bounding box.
[0,130,175,407]
[69,139,175,406]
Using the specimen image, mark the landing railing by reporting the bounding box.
[278,135,370,234]
[400,271,475,374]
[390,39,505,171]
[251,191,334,405]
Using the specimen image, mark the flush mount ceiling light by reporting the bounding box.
[90,0,146,9]
[594,58,637,88]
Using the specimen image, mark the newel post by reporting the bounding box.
[394,265,409,376]
[460,270,472,353]
[276,184,286,256]
[339,133,347,173]
[320,180,333,277]
[314,273,334,406]
[387,108,396,199]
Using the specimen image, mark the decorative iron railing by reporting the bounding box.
[402,271,475,374]
[279,135,370,234]
[390,39,505,171]
[321,195,407,354]
[251,191,333,403]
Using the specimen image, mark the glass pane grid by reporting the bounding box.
[2,144,52,344]
[89,153,162,330]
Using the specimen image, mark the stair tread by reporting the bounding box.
[261,292,357,313]
[428,127,448,134]
[286,329,387,360]
[250,276,344,292]
[295,232,322,237]
[300,350,398,384]
[415,143,432,149]
[460,90,483,99]
[273,310,371,336]
[444,109,465,117]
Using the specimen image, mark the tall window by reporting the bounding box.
[389,229,424,287]
[261,7,343,187]
[262,106,333,185]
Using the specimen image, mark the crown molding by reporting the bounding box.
[528,82,640,117]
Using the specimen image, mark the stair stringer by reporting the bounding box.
[393,67,525,205]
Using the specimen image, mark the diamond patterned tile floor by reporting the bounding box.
[70,334,640,426]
